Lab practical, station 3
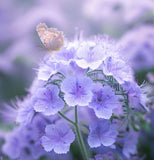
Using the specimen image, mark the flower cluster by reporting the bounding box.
[2,34,148,160]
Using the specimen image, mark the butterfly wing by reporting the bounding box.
[36,23,64,52]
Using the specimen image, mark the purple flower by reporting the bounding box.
[37,55,57,81]
[57,61,86,78]
[89,84,120,119]
[2,124,46,160]
[33,85,64,116]
[102,56,134,84]
[20,126,46,159]
[61,76,93,106]
[89,154,103,160]
[54,46,75,64]
[88,119,118,148]
[31,114,51,138]
[122,81,148,111]
[41,123,75,154]
[28,78,45,94]
[75,41,105,70]
[122,130,138,158]
[16,98,34,125]
[90,152,115,160]
[2,128,21,159]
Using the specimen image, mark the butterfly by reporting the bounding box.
[36,23,64,53]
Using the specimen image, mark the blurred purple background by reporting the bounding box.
[0,0,153,102]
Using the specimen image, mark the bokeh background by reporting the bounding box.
[0,0,154,159]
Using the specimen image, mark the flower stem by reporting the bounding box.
[58,111,75,125]
[58,107,89,160]
[74,106,89,160]
[117,118,127,131]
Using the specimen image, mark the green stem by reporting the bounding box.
[58,107,89,160]
[75,105,78,123]
[117,118,127,131]
[58,111,75,125]
[74,106,89,160]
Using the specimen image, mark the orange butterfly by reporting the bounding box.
[36,23,64,53]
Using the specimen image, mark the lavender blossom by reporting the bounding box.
[41,123,75,154]
[61,76,93,106]
[37,55,57,81]
[54,61,86,78]
[75,41,105,70]
[16,98,34,125]
[89,84,120,119]
[54,46,76,64]
[102,56,134,84]
[122,130,139,158]
[122,81,148,111]
[2,128,21,159]
[90,152,115,160]
[88,119,118,148]
[2,123,45,160]
[33,85,64,116]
